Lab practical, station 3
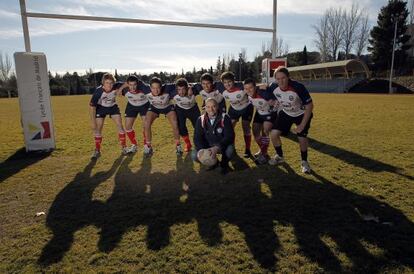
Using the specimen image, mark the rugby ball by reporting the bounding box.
[197,148,218,166]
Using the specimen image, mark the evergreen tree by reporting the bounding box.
[368,0,411,70]
[302,46,309,65]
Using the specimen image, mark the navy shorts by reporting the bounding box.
[147,104,175,116]
[95,105,121,118]
[228,104,253,122]
[125,102,149,118]
[253,111,277,125]
[273,111,313,137]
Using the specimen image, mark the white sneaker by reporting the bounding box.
[176,144,183,156]
[143,144,153,157]
[268,154,284,165]
[301,161,311,173]
[128,144,138,153]
[91,150,101,160]
[121,147,129,155]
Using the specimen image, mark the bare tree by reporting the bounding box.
[260,37,289,57]
[0,52,13,98]
[410,0,413,24]
[327,8,345,61]
[274,37,289,57]
[355,14,370,58]
[342,3,363,59]
[313,14,330,62]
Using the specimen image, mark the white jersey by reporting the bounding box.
[147,93,172,109]
[99,91,117,107]
[125,91,149,107]
[248,89,276,115]
[223,86,250,111]
[90,87,118,108]
[199,89,224,104]
[174,94,197,110]
[270,81,312,117]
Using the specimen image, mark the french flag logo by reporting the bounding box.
[29,121,51,140]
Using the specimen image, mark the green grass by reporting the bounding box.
[0,94,413,273]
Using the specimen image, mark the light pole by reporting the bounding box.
[389,14,404,94]
[238,53,243,81]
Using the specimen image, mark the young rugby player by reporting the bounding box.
[144,77,182,156]
[164,78,201,152]
[220,71,253,158]
[268,67,314,173]
[119,75,150,153]
[89,73,127,159]
[243,78,277,165]
[192,73,226,113]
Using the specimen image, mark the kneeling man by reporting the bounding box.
[192,98,235,174]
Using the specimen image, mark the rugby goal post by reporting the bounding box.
[15,0,279,151]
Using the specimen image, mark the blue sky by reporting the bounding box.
[0,0,388,74]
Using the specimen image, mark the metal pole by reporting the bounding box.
[271,0,277,58]
[25,12,273,33]
[19,0,31,52]
[389,18,398,94]
[239,53,242,81]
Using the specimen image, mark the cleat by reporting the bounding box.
[128,144,138,153]
[301,160,311,174]
[91,150,101,160]
[268,154,284,165]
[121,147,129,155]
[255,154,268,165]
[143,144,153,157]
[176,144,183,156]
[243,149,252,158]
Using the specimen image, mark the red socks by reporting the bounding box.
[94,135,102,151]
[126,130,137,145]
[118,132,126,147]
[182,135,192,151]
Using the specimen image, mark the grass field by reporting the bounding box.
[0,94,413,273]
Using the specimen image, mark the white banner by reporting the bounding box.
[14,52,55,152]
[261,58,287,84]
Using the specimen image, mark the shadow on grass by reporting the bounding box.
[39,154,414,272]
[286,135,414,180]
[0,147,51,183]
[38,156,123,266]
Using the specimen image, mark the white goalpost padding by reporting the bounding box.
[14,52,55,152]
